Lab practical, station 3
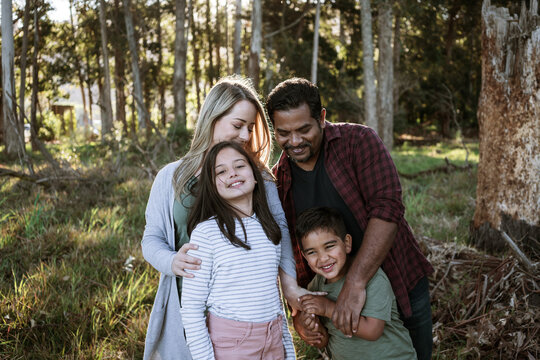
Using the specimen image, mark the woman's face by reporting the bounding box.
[212,100,258,147]
[214,147,256,205]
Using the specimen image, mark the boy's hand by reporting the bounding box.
[299,294,334,318]
[293,311,328,348]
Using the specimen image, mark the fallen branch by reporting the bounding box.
[399,157,472,179]
[501,230,537,272]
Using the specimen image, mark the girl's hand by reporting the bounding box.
[171,243,201,277]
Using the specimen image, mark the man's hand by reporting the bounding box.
[331,281,366,337]
[299,294,334,318]
[293,311,328,348]
[171,243,201,277]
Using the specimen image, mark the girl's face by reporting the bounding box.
[214,147,256,205]
[212,100,258,147]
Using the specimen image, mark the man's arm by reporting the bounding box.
[331,217,397,336]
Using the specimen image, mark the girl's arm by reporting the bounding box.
[180,226,215,360]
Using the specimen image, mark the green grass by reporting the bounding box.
[0,139,479,359]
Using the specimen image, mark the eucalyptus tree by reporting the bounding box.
[173,0,187,129]
[248,0,262,90]
[98,0,114,137]
[360,0,376,129]
[376,0,394,149]
[2,0,25,158]
[233,0,242,74]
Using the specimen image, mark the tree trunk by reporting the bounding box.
[311,0,321,85]
[18,0,31,129]
[360,0,377,130]
[85,49,94,125]
[471,0,540,254]
[205,0,214,84]
[224,0,230,74]
[157,0,166,128]
[233,0,242,75]
[30,5,40,151]
[376,0,394,149]
[113,0,128,137]
[2,0,24,158]
[173,0,187,130]
[69,0,89,129]
[393,5,401,117]
[248,0,262,90]
[99,0,114,138]
[214,1,221,79]
[191,1,201,113]
[124,0,149,134]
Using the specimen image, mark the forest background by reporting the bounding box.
[1,0,539,359]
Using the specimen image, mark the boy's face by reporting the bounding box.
[301,229,352,283]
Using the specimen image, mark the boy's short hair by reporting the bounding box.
[296,207,348,250]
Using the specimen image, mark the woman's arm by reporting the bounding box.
[180,226,215,360]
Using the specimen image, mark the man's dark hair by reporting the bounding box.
[187,141,281,249]
[296,207,348,250]
[266,78,322,124]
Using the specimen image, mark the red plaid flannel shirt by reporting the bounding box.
[272,122,433,317]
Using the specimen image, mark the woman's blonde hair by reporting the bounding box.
[173,76,272,198]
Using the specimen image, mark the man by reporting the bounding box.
[266,78,434,360]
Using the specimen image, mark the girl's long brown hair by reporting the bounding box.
[187,141,281,249]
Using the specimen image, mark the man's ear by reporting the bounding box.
[320,108,326,128]
[344,234,353,254]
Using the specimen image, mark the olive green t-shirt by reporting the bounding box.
[307,268,417,360]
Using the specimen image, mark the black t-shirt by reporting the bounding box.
[290,147,364,254]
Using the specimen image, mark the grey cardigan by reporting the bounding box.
[141,160,296,360]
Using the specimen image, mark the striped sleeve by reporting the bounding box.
[281,311,296,359]
[180,225,215,360]
[265,180,297,279]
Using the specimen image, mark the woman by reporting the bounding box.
[141,76,303,360]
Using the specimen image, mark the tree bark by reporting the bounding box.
[376,0,394,149]
[248,0,262,90]
[69,0,89,129]
[113,0,128,137]
[471,0,540,253]
[191,1,201,113]
[98,0,114,138]
[124,0,149,134]
[205,0,214,83]
[2,0,24,158]
[360,0,377,130]
[233,0,242,74]
[173,0,187,130]
[157,0,166,128]
[18,0,31,130]
[311,0,321,85]
[30,4,40,151]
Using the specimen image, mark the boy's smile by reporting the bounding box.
[301,229,352,283]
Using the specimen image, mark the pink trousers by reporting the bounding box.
[207,312,285,360]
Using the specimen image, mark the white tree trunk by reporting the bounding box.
[99,0,114,137]
[124,0,148,131]
[248,0,262,89]
[18,0,31,128]
[377,0,394,149]
[173,0,187,129]
[311,0,321,84]
[2,0,24,157]
[360,0,377,130]
[472,0,540,252]
[233,0,242,74]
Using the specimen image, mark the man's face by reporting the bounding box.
[272,103,325,171]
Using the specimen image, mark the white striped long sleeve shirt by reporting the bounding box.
[181,215,295,360]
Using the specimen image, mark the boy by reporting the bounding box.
[296,207,417,360]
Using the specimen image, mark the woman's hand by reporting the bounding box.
[171,243,201,277]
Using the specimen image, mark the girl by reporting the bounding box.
[181,141,295,359]
[141,76,304,360]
